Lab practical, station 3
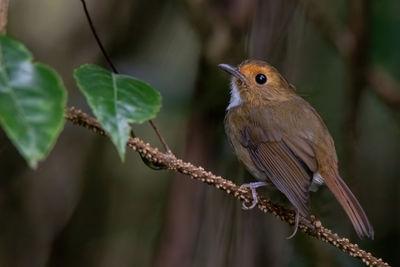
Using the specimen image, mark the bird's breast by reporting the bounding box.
[224,106,268,181]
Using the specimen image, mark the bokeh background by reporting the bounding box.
[1,0,399,266]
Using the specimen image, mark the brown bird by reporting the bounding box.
[219,59,374,239]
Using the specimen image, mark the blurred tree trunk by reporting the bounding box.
[153,54,225,267]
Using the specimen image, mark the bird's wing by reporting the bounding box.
[241,125,317,217]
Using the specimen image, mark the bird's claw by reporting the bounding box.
[240,182,268,210]
[286,209,300,239]
[242,198,257,210]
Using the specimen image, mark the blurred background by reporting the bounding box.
[1,0,399,266]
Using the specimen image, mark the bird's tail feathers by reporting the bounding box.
[324,172,374,239]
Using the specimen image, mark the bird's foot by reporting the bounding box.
[286,209,300,239]
[240,182,268,210]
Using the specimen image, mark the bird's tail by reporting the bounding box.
[324,172,374,239]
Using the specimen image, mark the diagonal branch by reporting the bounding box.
[66,106,390,267]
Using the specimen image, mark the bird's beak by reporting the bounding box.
[218,64,247,83]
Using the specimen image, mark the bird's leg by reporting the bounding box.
[240,182,268,210]
[286,208,300,239]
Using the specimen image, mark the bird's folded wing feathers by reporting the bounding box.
[241,126,317,217]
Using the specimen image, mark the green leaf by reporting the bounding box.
[0,35,67,168]
[74,64,161,161]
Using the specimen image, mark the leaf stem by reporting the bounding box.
[79,0,172,155]
[79,0,118,73]
[149,119,171,154]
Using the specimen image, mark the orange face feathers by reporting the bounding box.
[238,60,287,89]
[219,60,295,106]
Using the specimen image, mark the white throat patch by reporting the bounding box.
[226,81,243,110]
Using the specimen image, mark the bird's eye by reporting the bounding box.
[255,73,267,84]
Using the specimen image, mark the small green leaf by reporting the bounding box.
[74,64,161,161]
[0,35,67,168]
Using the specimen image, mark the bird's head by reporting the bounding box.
[219,59,295,109]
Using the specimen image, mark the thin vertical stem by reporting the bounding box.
[79,0,171,154]
[0,0,9,33]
